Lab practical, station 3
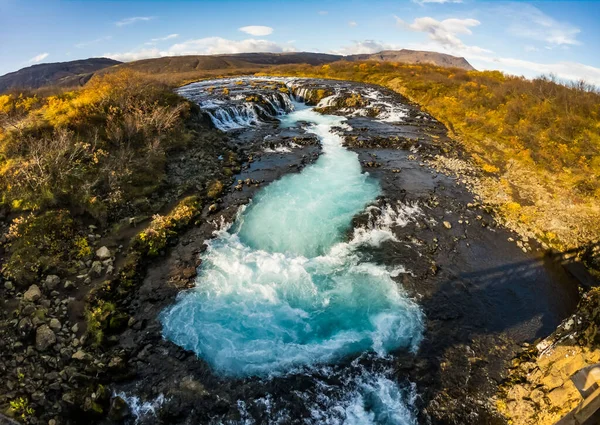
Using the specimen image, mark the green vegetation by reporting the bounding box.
[132,195,202,256]
[266,61,600,251]
[9,397,34,421]
[2,210,79,284]
[0,70,193,220]
[0,70,206,289]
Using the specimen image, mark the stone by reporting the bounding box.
[547,385,580,407]
[95,246,111,260]
[72,350,90,361]
[49,318,61,331]
[24,284,42,302]
[90,261,103,277]
[64,280,75,290]
[44,275,61,290]
[530,388,545,405]
[108,396,132,421]
[443,221,452,229]
[208,203,218,213]
[507,384,528,401]
[36,325,56,351]
[18,317,33,335]
[541,373,564,391]
[4,281,14,291]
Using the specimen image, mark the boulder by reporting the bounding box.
[24,284,42,302]
[36,324,56,351]
[96,246,111,260]
[45,275,61,290]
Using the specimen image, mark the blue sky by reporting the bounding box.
[1,0,600,84]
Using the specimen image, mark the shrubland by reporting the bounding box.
[265,61,600,256]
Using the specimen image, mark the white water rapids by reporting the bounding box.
[160,79,425,424]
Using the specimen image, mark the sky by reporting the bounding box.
[1,0,600,85]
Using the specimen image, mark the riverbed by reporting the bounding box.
[110,77,580,425]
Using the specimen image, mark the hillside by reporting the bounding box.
[0,58,121,93]
[346,49,475,70]
[0,50,474,92]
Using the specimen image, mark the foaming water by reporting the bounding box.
[162,86,424,423]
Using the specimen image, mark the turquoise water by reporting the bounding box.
[161,101,423,378]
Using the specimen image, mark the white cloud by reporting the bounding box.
[115,16,154,27]
[150,34,179,42]
[348,21,358,27]
[334,40,396,55]
[470,54,600,86]
[105,37,292,62]
[75,36,112,48]
[238,26,274,36]
[502,4,580,46]
[318,11,328,15]
[397,16,490,54]
[28,53,49,64]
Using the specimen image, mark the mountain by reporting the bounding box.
[0,58,121,93]
[0,50,474,93]
[346,49,475,70]
[115,52,342,74]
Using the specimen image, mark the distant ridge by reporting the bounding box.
[0,50,474,93]
[0,58,121,93]
[346,49,475,71]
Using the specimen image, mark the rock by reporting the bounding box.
[4,281,14,291]
[18,317,33,335]
[108,396,132,421]
[507,384,528,401]
[35,325,56,351]
[44,275,61,290]
[443,221,452,229]
[90,261,103,277]
[24,284,42,302]
[49,318,61,331]
[71,323,79,333]
[208,203,218,213]
[64,280,75,290]
[96,246,111,260]
[72,350,90,361]
[541,373,564,391]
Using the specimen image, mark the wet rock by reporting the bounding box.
[108,396,132,421]
[35,325,56,351]
[96,246,111,260]
[44,275,61,291]
[24,284,42,302]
